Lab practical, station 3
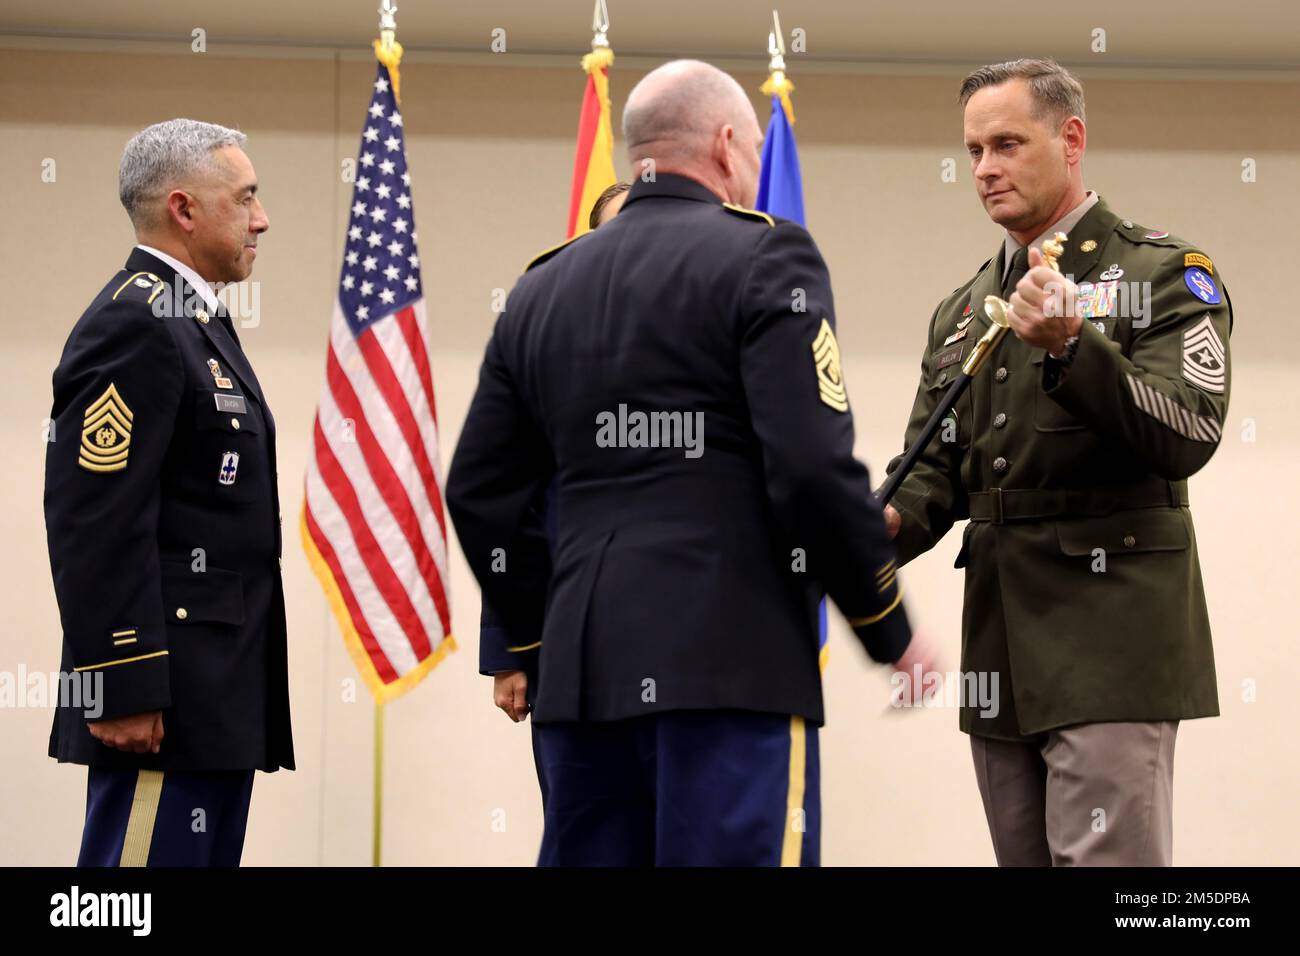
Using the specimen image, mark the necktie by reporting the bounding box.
[1002,246,1030,300]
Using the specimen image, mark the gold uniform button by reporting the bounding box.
[231,418,241,430]
[196,309,210,325]
[175,607,189,620]
[1123,535,1136,548]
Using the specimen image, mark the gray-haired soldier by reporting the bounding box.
[45,118,293,866]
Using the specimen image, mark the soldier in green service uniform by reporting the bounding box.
[883,59,1231,866]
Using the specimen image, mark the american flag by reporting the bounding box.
[301,62,455,700]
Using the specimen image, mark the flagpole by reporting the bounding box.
[369,0,403,870]
[591,0,610,49]
[760,9,794,124]
[567,0,616,237]
[373,701,384,867]
[756,8,820,662]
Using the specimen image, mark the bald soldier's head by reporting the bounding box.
[622,60,764,208]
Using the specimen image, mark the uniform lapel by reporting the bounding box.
[967,248,1005,334]
[182,281,277,500]
[125,247,267,408]
[1054,196,1121,288]
[951,249,1006,364]
[196,309,267,409]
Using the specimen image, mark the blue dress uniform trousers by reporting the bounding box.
[535,709,820,866]
[77,767,255,867]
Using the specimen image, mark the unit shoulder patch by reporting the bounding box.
[79,382,133,473]
[1184,266,1221,305]
[722,203,775,227]
[812,318,848,412]
[1182,314,1226,393]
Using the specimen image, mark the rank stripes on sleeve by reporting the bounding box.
[1124,373,1221,444]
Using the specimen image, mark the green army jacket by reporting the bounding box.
[887,196,1231,739]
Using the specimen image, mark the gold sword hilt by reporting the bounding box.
[965,231,1068,376]
[1040,232,1067,274]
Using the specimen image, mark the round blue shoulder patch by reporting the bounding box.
[1184,267,1220,304]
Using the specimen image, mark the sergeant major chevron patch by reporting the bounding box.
[812,318,848,412]
[79,383,133,473]
[1182,314,1226,394]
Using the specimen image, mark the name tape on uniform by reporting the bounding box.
[214,394,248,415]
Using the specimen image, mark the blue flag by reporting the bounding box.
[754,92,827,664]
[756,94,805,226]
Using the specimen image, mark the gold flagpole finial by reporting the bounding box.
[583,0,614,72]
[592,0,611,49]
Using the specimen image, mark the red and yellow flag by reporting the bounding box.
[566,45,617,238]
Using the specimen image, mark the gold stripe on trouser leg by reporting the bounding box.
[780,716,807,867]
[118,770,165,867]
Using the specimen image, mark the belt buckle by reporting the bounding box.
[989,487,1004,525]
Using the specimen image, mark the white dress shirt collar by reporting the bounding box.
[135,244,220,315]
[1002,190,1099,281]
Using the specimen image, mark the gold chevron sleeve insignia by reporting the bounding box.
[78,383,134,473]
[811,318,849,412]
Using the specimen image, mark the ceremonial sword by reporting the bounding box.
[876,232,1068,505]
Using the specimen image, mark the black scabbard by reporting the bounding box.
[875,372,972,505]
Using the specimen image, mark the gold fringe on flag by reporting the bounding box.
[582,45,614,74]
[761,71,796,126]
[374,35,404,105]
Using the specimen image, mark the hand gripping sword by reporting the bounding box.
[876,232,1068,504]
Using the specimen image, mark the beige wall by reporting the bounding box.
[1,45,1296,865]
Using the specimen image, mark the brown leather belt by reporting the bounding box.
[968,481,1188,525]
